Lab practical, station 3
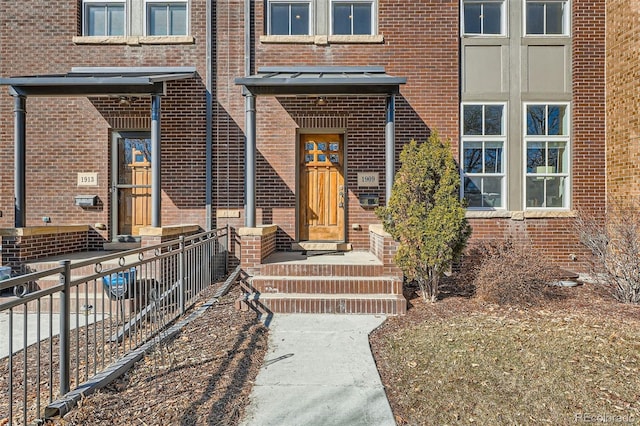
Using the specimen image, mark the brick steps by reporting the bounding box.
[250,275,402,295]
[259,263,394,277]
[241,293,406,315]
[7,294,149,315]
[240,259,406,315]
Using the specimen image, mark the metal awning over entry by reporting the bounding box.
[235,66,406,228]
[0,67,197,228]
[235,66,406,96]
[0,66,196,97]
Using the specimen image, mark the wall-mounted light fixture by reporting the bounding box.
[118,96,137,106]
[315,97,328,107]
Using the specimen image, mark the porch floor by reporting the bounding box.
[25,250,138,268]
[262,250,382,266]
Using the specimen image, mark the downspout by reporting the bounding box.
[205,0,213,230]
[245,0,251,79]
[244,0,256,227]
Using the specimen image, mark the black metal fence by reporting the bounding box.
[0,227,228,424]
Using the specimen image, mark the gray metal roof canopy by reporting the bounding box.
[235,66,406,96]
[0,67,197,97]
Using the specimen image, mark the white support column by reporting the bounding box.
[385,94,396,203]
[14,95,26,228]
[245,93,257,227]
[151,95,162,227]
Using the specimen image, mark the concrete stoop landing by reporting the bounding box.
[11,252,141,314]
[239,251,407,315]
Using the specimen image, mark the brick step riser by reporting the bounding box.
[259,264,400,277]
[250,278,402,295]
[13,281,153,299]
[6,296,151,316]
[26,263,123,277]
[244,297,406,315]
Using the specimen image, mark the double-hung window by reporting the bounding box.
[462,0,505,35]
[331,1,375,35]
[268,1,312,35]
[525,0,569,35]
[83,1,125,36]
[461,104,506,209]
[525,104,570,208]
[146,1,188,36]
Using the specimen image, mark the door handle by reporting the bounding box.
[338,186,345,208]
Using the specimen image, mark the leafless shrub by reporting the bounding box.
[576,199,640,304]
[473,239,559,306]
[456,241,504,287]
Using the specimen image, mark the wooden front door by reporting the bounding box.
[114,133,152,237]
[299,134,345,241]
[128,149,151,235]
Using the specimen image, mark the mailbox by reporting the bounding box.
[359,194,379,208]
[74,195,98,207]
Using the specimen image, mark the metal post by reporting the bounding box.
[151,95,162,227]
[179,236,186,314]
[205,0,213,231]
[385,94,396,203]
[225,224,230,275]
[59,260,71,396]
[14,95,26,228]
[245,93,257,227]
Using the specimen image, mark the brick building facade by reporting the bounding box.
[0,0,607,273]
[0,0,210,248]
[606,0,640,200]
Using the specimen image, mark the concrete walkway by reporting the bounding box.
[240,314,396,426]
[0,312,103,359]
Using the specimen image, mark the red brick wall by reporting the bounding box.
[606,0,640,200]
[239,229,277,275]
[0,1,209,239]
[214,0,460,251]
[572,0,606,214]
[2,231,88,267]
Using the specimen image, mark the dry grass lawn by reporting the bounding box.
[370,281,640,425]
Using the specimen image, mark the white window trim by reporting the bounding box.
[461,0,507,37]
[523,0,570,37]
[460,102,508,210]
[329,0,377,36]
[143,0,189,37]
[82,0,126,37]
[523,102,571,210]
[266,0,314,36]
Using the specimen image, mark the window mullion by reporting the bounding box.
[167,5,172,34]
[351,4,355,35]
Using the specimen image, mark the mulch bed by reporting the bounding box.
[46,285,268,425]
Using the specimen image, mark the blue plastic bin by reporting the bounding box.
[102,268,137,299]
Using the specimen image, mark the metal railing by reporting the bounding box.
[0,227,229,425]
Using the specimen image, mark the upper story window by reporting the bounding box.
[461,103,506,209]
[262,0,381,41]
[83,1,125,36]
[525,0,569,35]
[80,0,192,41]
[146,1,188,36]
[462,0,505,36]
[268,1,312,35]
[524,103,570,209]
[331,1,375,35]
